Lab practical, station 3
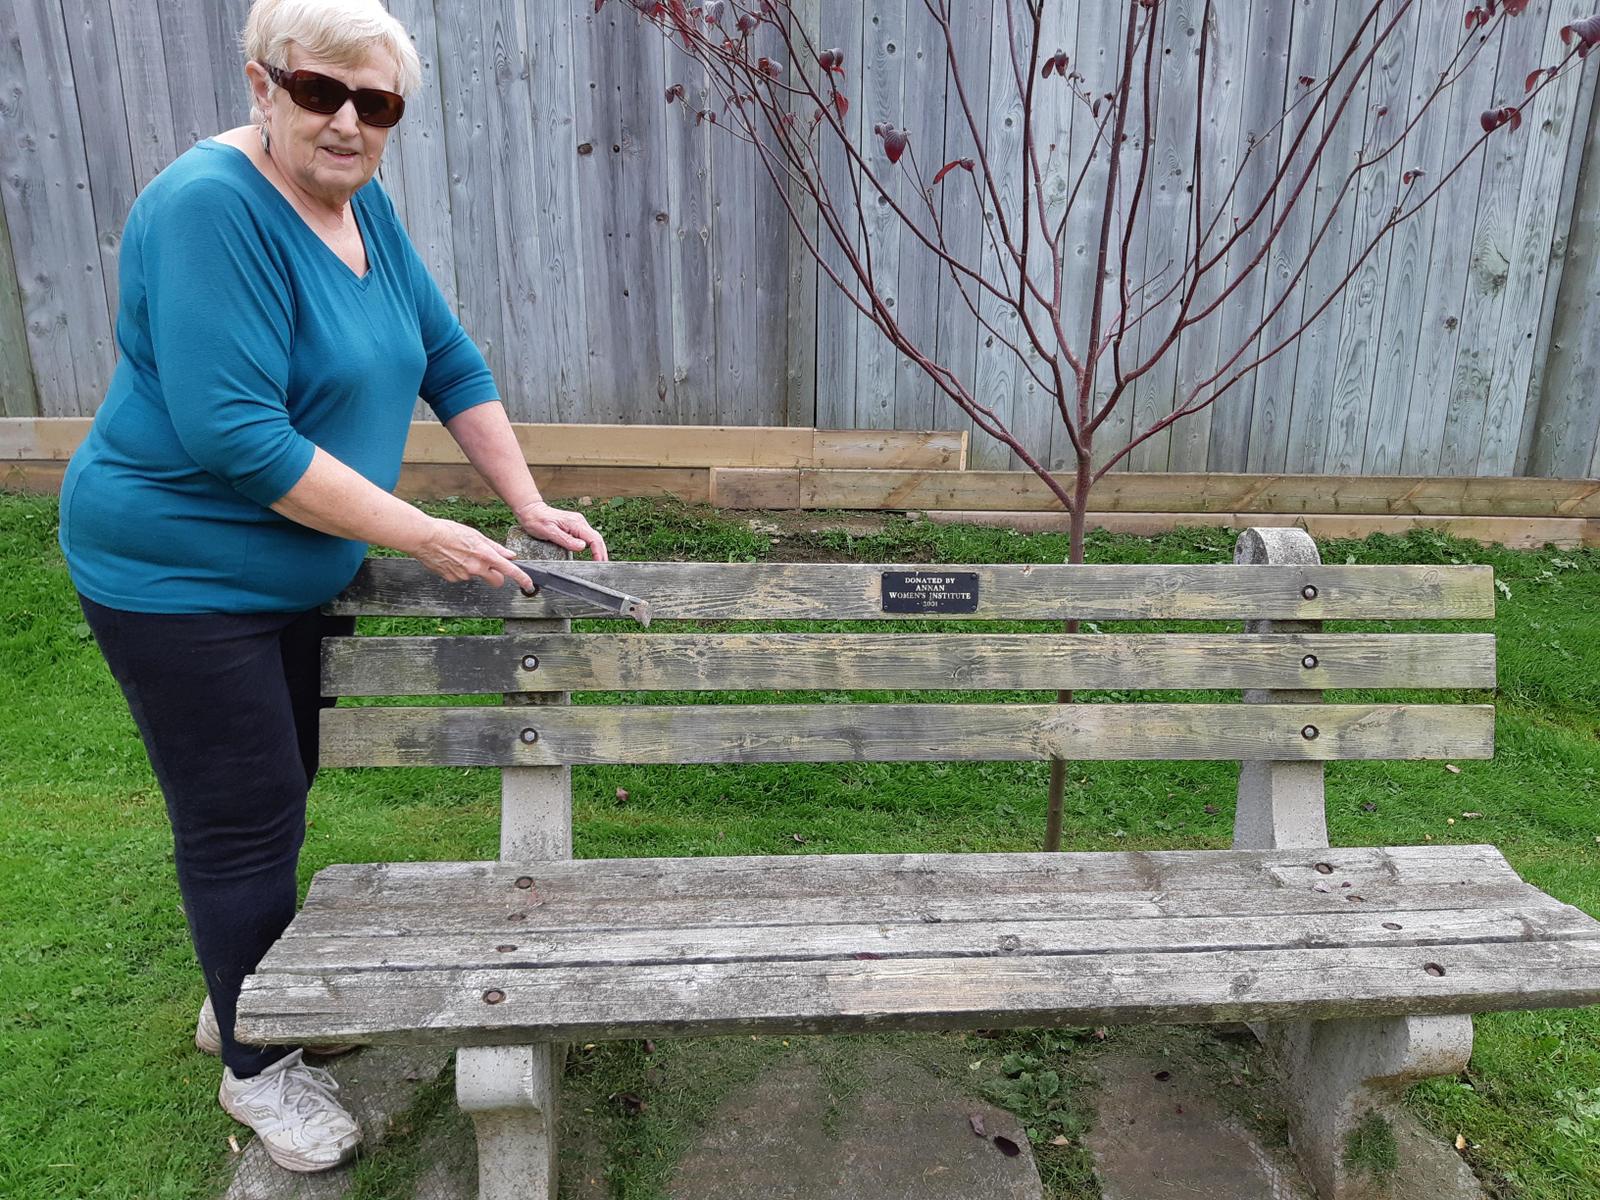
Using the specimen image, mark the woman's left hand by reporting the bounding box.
[514,501,609,561]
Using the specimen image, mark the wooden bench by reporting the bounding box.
[236,527,1600,1200]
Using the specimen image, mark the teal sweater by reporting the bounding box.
[59,140,498,613]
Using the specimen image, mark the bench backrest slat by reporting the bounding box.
[322,632,1497,696]
[320,702,1495,768]
[327,560,1495,620]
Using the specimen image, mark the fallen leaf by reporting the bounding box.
[791,833,808,844]
[1456,1133,1468,1151]
[1462,811,1483,819]
[1175,1105,1185,1114]
[643,1039,656,1054]
[1445,764,1462,774]
[615,787,629,802]
[969,1113,988,1137]
[1093,1027,1108,1040]
[992,1135,1022,1157]
[1447,817,1456,825]
[227,1135,241,1154]
[614,1091,647,1115]
[1361,801,1378,813]
[1203,804,1219,815]
[1050,1134,1071,1146]
[1154,1070,1172,1081]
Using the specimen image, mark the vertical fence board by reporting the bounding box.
[813,0,866,431]
[782,0,823,428]
[0,174,38,416]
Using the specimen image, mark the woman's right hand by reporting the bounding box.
[411,517,535,591]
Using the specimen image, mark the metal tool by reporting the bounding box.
[515,564,652,627]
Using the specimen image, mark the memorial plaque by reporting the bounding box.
[881,571,981,614]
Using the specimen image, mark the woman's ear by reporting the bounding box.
[245,60,273,120]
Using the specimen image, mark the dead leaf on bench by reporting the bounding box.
[992,1135,1021,1157]
[968,1113,987,1137]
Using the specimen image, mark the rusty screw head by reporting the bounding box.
[514,876,534,890]
[1301,584,1318,601]
[520,728,539,744]
[1301,724,1320,740]
[483,989,506,1005]
[521,654,540,671]
[1382,922,1402,930]
[1302,654,1319,670]
[1314,862,1334,875]
[1423,963,1445,977]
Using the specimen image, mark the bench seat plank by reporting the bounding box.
[237,847,1600,1046]
[321,703,1494,766]
[326,561,1495,620]
[237,942,1600,1046]
[322,632,1498,695]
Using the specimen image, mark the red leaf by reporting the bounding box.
[1480,108,1502,132]
[757,56,783,78]
[818,48,837,71]
[1525,67,1546,93]
[736,12,757,34]
[832,90,850,118]
[595,0,607,10]
[1561,16,1600,51]
[1503,0,1531,11]
[665,82,686,103]
[1508,107,1523,132]
[931,157,976,186]
[883,128,909,163]
[702,0,725,23]
[1041,57,1054,78]
[992,1135,1022,1157]
[1402,168,1426,185]
[1373,104,1389,118]
[1298,74,1316,87]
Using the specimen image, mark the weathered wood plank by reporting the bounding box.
[105,0,178,191]
[394,463,709,504]
[782,0,822,428]
[436,0,506,392]
[325,559,1497,620]
[302,844,1527,909]
[288,881,1543,939]
[264,904,1597,976]
[401,422,964,469]
[661,44,718,425]
[322,632,1496,696]
[237,938,1600,1046]
[0,188,39,416]
[319,702,1495,767]
[704,467,1600,517]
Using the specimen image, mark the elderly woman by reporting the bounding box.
[57,0,603,1173]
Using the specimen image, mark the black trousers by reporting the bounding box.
[78,594,354,1078]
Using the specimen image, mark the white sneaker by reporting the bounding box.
[196,995,356,1058]
[219,1049,362,1172]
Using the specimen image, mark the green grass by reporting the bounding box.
[3,492,1599,1199]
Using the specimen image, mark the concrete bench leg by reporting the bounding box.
[1259,1015,1473,1200]
[456,1043,560,1200]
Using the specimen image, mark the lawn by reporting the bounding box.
[2,491,1597,1199]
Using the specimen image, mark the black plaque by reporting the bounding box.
[881,571,981,614]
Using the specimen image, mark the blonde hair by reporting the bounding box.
[243,0,421,121]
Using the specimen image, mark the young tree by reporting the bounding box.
[603,0,1599,847]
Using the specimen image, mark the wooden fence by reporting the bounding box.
[2,0,1600,478]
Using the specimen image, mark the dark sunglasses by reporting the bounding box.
[263,63,405,128]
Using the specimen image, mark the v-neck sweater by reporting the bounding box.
[59,139,499,613]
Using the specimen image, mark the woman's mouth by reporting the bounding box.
[319,146,359,163]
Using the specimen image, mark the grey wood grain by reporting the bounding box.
[301,843,1528,908]
[1320,0,1416,475]
[60,0,138,328]
[1437,5,1549,477]
[324,560,1497,620]
[0,0,115,412]
[321,631,1496,696]
[105,1,178,190]
[1244,0,1337,472]
[782,0,822,428]
[237,938,1600,1046]
[286,880,1544,940]
[437,0,505,391]
[0,171,38,416]
[318,702,1495,767]
[263,903,1597,975]
[662,46,718,425]
[811,0,865,431]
